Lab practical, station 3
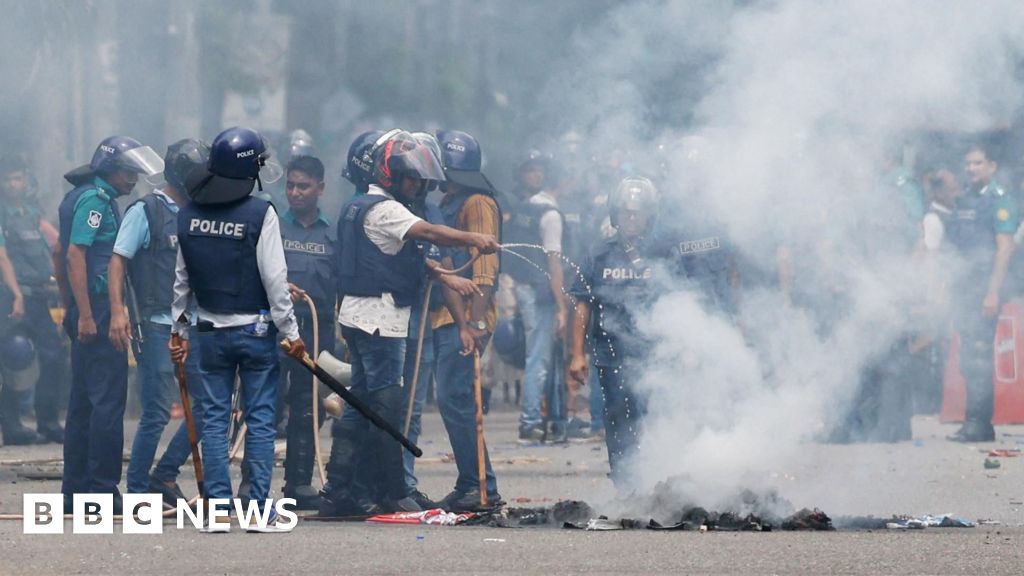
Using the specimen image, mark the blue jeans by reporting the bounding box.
[403,319,434,492]
[127,323,205,493]
[61,304,128,496]
[515,284,557,430]
[433,324,497,495]
[328,326,408,502]
[197,324,280,508]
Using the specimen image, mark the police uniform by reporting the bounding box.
[174,193,299,509]
[572,234,659,481]
[118,192,205,495]
[0,201,66,440]
[947,179,1019,437]
[673,223,736,318]
[57,176,128,499]
[279,208,336,495]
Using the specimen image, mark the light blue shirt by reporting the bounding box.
[112,191,179,325]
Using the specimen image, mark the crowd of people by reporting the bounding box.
[0,122,1016,532]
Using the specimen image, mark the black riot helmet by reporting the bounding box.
[163,138,211,195]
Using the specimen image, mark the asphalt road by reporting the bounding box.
[2,409,1024,575]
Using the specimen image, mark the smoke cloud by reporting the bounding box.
[545,0,1024,516]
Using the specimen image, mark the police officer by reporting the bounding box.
[504,151,569,442]
[170,126,305,533]
[109,139,208,504]
[0,155,65,444]
[569,176,660,484]
[277,154,336,509]
[431,130,505,511]
[56,136,164,512]
[319,130,498,516]
[946,143,1018,443]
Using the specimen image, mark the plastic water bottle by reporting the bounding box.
[254,309,269,337]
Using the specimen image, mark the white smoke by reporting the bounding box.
[547,0,1024,515]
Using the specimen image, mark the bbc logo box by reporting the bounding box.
[23,494,163,534]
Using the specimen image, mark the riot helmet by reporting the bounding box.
[64,135,164,187]
[370,130,445,199]
[608,176,658,229]
[436,130,497,195]
[342,130,384,192]
[163,138,211,195]
[190,126,282,205]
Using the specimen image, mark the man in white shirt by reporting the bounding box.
[319,130,498,517]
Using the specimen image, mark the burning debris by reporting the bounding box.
[468,495,835,532]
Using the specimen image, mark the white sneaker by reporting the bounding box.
[245,509,294,533]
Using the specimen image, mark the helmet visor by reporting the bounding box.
[119,146,165,177]
[257,140,283,184]
[389,138,446,183]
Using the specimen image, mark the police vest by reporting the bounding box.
[127,194,179,319]
[502,197,560,298]
[58,184,121,313]
[281,214,336,314]
[2,205,53,289]
[178,195,270,314]
[674,230,734,314]
[337,194,424,308]
[948,185,999,274]
[439,189,502,280]
[587,236,657,366]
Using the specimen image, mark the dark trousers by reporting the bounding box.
[598,365,643,485]
[21,293,67,426]
[61,306,128,496]
[956,294,998,427]
[281,313,335,487]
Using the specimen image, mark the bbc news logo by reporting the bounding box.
[23,494,297,534]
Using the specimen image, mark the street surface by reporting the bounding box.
[2,409,1024,575]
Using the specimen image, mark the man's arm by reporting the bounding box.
[404,220,497,253]
[67,244,96,340]
[568,300,591,384]
[984,233,1015,316]
[107,255,132,351]
[255,207,305,357]
[547,254,567,337]
[52,242,69,309]
[0,247,24,319]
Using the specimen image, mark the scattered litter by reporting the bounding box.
[883,514,975,529]
[988,449,1021,457]
[416,533,425,541]
[913,439,925,447]
[483,538,506,543]
[985,458,1002,469]
[366,508,476,526]
[978,519,1002,526]
[886,519,925,530]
